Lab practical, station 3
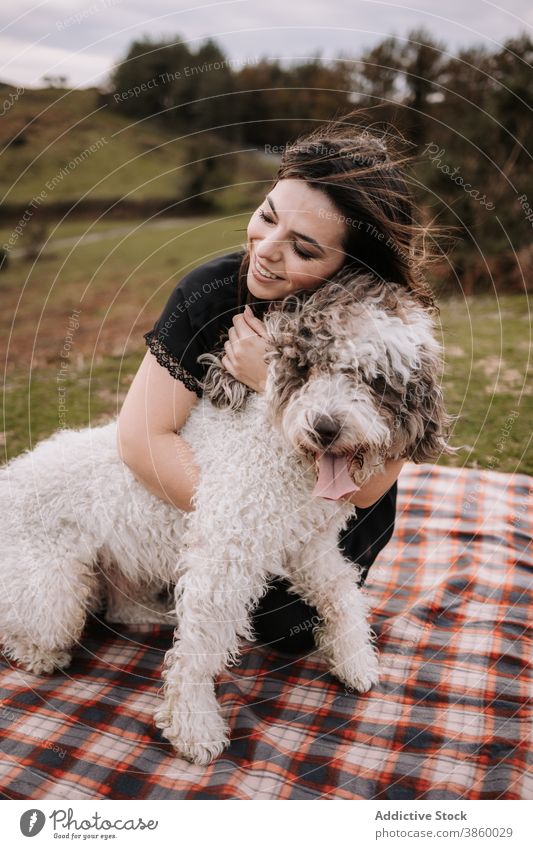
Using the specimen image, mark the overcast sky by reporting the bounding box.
[1,0,531,89]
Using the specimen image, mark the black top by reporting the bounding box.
[143,249,397,584]
[143,250,249,398]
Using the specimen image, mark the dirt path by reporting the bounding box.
[8,217,185,259]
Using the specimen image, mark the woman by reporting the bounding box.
[117,116,439,654]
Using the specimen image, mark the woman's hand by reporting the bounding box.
[221,305,269,393]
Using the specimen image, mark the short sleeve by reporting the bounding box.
[143,282,206,397]
[143,251,244,397]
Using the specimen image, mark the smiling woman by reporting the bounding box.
[117,111,445,654]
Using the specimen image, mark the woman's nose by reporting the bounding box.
[258,234,285,260]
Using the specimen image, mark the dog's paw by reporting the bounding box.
[330,647,380,694]
[154,701,230,765]
[314,624,380,693]
[4,644,72,676]
[172,732,230,766]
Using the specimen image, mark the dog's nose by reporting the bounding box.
[313,415,341,446]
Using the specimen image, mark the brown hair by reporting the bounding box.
[237,109,449,316]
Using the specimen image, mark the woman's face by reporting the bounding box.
[246,178,347,300]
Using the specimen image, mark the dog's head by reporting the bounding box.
[262,269,457,480]
[200,268,457,487]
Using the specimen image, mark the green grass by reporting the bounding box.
[0,214,250,459]
[1,352,142,463]
[0,213,250,369]
[437,295,531,475]
[1,216,531,475]
[0,213,242,262]
[0,216,152,244]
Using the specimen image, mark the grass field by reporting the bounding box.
[438,296,530,474]
[1,216,531,475]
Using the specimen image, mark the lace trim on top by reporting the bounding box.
[143,330,203,397]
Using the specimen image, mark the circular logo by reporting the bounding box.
[20,809,46,837]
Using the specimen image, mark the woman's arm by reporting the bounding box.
[344,458,405,509]
[116,350,201,512]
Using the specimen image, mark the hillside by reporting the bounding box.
[0,84,273,210]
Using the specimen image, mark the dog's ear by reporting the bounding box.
[262,298,314,368]
[197,351,251,411]
[383,311,459,463]
[402,346,459,463]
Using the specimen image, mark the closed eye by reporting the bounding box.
[257,208,315,261]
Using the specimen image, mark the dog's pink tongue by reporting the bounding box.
[312,453,359,500]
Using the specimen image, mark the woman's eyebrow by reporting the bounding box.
[266,195,326,255]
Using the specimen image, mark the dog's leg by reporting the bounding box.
[154,543,267,765]
[0,546,100,675]
[286,538,380,693]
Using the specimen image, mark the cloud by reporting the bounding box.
[0,0,530,88]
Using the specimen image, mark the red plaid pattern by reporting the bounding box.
[1,462,531,799]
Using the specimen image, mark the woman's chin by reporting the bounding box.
[247,270,284,300]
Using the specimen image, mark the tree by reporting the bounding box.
[109,36,195,123]
[401,28,448,143]
[354,36,403,105]
[41,75,68,88]
[177,135,231,211]
[184,39,237,139]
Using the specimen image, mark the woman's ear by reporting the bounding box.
[197,351,251,411]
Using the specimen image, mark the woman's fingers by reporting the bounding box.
[243,305,267,337]
[221,344,237,375]
[225,325,245,376]
[219,303,284,392]
[231,306,267,339]
[223,339,235,360]
[231,307,267,342]
[223,310,268,389]
[231,313,250,339]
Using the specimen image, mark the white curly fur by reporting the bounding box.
[0,272,454,765]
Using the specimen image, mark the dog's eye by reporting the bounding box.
[369,374,387,395]
[299,326,312,339]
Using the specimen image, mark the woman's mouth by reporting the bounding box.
[252,255,283,283]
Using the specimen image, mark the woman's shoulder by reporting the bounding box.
[177,249,246,344]
[151,247,245,337]
[176,249,245,306]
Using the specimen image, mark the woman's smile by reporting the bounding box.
[252,254,284,282]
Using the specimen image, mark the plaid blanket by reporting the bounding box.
[1,463,531,800]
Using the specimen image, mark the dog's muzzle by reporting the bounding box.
[312,415,342,448]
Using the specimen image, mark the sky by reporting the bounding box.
[0,0,531,90]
